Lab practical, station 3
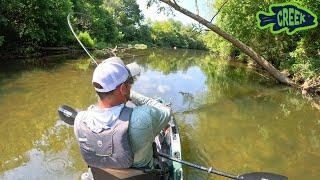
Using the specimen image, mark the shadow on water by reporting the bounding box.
[0,48,319,179]
[0,53,90,100]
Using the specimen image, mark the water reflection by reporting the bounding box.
[0,48,319,179]
[2,149,81,180]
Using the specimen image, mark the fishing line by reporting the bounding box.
[67,12,98,66]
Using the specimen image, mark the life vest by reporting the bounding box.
[76,106,134,168]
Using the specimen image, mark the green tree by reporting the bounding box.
[103,0,144,42]
[72,0,118,45]
[135,24,153,44]
[0,0,73,51]
[150,19,206,49]
[204,0,320,81]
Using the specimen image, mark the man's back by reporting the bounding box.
[74,91,172,168]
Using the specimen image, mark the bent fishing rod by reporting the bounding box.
[67,12,98,66]
[57,105,288,180]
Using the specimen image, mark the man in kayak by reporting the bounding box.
[73,57,172,169]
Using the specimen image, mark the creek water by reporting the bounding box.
[0,49,319,180]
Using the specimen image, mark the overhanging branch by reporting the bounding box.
[159,0,296,87]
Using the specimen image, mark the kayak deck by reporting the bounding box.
[155,117,183,180]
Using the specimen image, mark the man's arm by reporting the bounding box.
[130,91,162,106]
[130,91,172,136]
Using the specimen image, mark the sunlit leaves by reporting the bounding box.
[203,0,319,80]
[150,19,206,49]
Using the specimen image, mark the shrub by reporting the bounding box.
[78,31,95,48]
[95,41,109,49]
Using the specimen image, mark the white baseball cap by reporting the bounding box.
[92,57,140,92]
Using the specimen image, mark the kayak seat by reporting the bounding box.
[90,166,163,180]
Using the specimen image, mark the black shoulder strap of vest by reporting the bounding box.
[119,106,133,122]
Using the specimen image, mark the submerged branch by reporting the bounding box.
[301,78,320,95]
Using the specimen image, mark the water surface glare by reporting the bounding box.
[0,49,319,180]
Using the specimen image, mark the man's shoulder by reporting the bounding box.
[74,105,95,123]
[75,110,87,121]
[129,105,153,128]
[74,110,88,129]
[73,110,87,138]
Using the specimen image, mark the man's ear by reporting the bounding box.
[119,83,127,95]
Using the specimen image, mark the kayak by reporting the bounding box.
[58,104,183,180]
[59,104,288,180]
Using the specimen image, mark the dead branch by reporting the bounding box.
[210,0,229,22]
[195,0,199,16]
[102,46,118,57]
[301,77,320,94]
[172,0,178,5]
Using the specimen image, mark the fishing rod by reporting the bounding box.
[157,151,287,180]
[67,12,98,66]
[156,150,237,179]
[57,105,288,180]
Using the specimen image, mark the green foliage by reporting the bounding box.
[0,0,117,53]
[78,31,95,48]
[0,36,4,46]
[103,0,144,42]
[0,0,73,50]
[288,36,320,80]
[150,19,206,50]
[201,32,233,57]
[95,41,109,49]
[135,24,152,44]
[204,0,320,81]
[0,0,206,54]
[72,0,118,44]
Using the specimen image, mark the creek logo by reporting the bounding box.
[256,2,318,35]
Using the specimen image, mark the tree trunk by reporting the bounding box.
[160,0,296,87]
